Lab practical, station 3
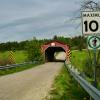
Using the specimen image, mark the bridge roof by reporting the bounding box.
[44,40,66,45]
[41,40,69,52]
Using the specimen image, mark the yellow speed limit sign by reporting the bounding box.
[82,11,100,35]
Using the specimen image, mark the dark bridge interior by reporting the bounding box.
[45,47,65,62]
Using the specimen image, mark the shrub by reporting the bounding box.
[26,41,44,62]
[0,57,8,66]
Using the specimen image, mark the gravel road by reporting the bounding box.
[0,52,65,100]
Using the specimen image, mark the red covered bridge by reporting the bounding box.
[41,41,70,62]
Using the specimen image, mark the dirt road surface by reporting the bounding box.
[0,52,65,100]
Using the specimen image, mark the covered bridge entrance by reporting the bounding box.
[41,41,70,62]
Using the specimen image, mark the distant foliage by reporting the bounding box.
[52,36,87,50]
[0,36,87,51]
[0,41,28,51]
[0,36,87,64]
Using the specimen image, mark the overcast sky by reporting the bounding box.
[0,0,90,42]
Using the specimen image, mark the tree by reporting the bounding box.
[71,0,100,28]
[53,35,58,40]
[25,40,43,62]
[81,0,100,11]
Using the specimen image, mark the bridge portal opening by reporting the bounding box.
[54,52,66,62]
[45,47,66,62]
[41,41,69,62]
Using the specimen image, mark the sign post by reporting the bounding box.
[82,11,100,87]
[93,48,97,87]
[87,36,100,87]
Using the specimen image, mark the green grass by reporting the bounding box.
[71,50,88,72]
[14,50,28,63]
[0,62,42,76]
[46,65,89,100]
[0,50,27,63]
[71,50,100,90]
[71,50,100,72]
[71,50,96,72]
[0,50,44,76]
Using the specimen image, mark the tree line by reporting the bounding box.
[0,36,87,52]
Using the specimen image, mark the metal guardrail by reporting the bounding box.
[0,61,39,70]
[65,62,100,100]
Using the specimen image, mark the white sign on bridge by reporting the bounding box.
[82,11,100,35]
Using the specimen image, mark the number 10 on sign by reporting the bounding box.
[82,11,100,35]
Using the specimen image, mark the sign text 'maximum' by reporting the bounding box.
[82,13,100,17]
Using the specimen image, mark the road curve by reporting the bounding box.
[0,53,65,100]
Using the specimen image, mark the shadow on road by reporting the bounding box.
[52,59,65,62]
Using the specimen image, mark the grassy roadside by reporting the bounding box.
[0,50,44,76]
[71,50,100,89]
[71,50,88,72]
[0,62,43,76]
[71,50,100,72]
[0,50,27,64]
[13,50,28,63]
[46,65,89,100]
